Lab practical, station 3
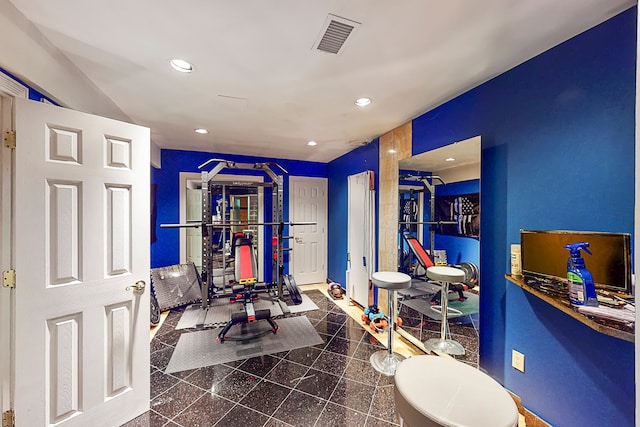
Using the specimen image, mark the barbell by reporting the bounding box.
[398,221,457,225]
[160,221,317,229]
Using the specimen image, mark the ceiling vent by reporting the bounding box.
[0,72,27,98]
[313,14,361,55]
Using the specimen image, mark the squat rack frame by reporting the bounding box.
[199,158,288,307]
[162,158,312,309]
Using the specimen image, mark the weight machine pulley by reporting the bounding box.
[161,158,316,310]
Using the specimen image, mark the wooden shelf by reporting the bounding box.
[505,274,634,343]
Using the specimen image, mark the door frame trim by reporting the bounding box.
[0,93,15,418]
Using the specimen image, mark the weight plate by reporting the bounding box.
[283,274,303,305]
[459,262,478,288]
[469,262,479,285]
[150,288,161,326]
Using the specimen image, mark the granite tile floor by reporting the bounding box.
[123,290,401,427]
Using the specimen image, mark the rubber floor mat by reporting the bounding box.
[165,316,324,373]
[287,294,320,314]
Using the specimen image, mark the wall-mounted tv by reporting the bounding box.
[520,230,632,294]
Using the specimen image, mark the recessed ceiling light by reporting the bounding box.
[388,149,397,154]
[169,58,194,73]
[445,157,455,162]
[307,141,318,146]
[194,128,208,134]
[355,97,371,107]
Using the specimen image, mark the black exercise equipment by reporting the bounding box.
[161,159,315,309]
[283,274,303,305]
[218,236,279,342]
[150,287,161,327]
[150,262,201,311]
[458,261,478,289]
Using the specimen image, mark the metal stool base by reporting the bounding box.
[370,350,405,376]
[424,338,466,356]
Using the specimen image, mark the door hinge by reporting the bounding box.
[2,409,14,427]
[2,270,15,289]
[3,130,15,149]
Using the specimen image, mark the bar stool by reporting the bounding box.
[370,271,412,376]
[394,355,519,427]
[424,266,466,356]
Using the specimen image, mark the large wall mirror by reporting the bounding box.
[395,136,480,364]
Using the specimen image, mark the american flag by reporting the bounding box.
[451,197,474,235]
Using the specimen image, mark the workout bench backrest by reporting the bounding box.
[229,232,245,256]
[402,232,435,271]
[235,237,258,284]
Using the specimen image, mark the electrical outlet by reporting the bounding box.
[512,349,525,372]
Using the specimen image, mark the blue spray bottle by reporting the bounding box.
[564,242,598,307]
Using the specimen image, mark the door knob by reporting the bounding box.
[126,280,146,295]
[295,237,302,243]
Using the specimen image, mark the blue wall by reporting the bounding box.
[407,8,635,426]
[326,139,379,286]
[152,149,327,283]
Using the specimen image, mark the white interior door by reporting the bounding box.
[289,176,327,285]
[13,98,150,426]
[347,171,375,306]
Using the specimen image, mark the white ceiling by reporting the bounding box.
[2,0,634,163]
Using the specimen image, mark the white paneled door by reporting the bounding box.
[13,98,150,426]
[347,171,375,307]
[290,176,327,285]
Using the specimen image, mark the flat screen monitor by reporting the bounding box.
[520,230,632,294]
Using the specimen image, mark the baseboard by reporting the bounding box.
[507,391,552,427]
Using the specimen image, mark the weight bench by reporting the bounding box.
[401,232,467,304]
[221,232,246,270]
[217,236,279,342]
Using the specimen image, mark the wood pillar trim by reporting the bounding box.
[377,121,412,313]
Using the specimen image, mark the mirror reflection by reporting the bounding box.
[210,183,260,249]
[396,136,481,362]
[180,174,265,282]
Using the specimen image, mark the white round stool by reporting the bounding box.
[370,271,412,376]
[425,266,466,356]
[395,356,519,427]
